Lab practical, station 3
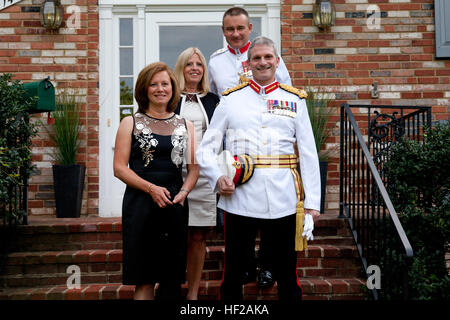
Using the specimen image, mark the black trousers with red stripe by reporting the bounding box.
[219,212,302,301]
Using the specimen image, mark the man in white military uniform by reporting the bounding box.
[197,36,321,300]
[209,7,292,288]
[208,7,291,97]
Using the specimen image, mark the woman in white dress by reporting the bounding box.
[174,48,220,300]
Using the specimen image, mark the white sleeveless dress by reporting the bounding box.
[180,95,217,226]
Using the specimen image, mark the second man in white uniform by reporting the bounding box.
[208,7,291,98]
[207,7,293,287]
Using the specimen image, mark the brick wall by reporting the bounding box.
[1,0,449,216]
[281,0,450,211]
[0,0,99,216]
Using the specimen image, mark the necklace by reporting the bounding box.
[145,110,173,119]
[184,92,199,103]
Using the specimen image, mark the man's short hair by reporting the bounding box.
[247,36,279,61]
[222,7,249,25]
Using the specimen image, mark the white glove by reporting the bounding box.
[302,214,314,241]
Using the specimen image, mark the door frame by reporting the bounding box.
[98,0,281,217]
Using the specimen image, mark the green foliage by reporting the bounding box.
[382,123,450,300]
[120,81,133,105]
[305,88,335,161]
[48,93,82,165]
[0,73,38,222]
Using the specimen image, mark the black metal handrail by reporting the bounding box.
[0,172,27,277]
[339,104,432,299]
[0,114,30,274]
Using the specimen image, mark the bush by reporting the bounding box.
[383,123,450,299]
[0,73,38,223]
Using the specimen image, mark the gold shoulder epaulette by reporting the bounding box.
[210,47,227,58]
[222,82,249,96]
[279,84,308,99]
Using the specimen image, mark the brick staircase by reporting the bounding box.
[0,213,367,300]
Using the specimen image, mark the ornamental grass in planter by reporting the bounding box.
[48,93,85,218]
[305,88,335,213]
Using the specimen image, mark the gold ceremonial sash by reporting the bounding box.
[253,154,298,168]
[253,154,307,251]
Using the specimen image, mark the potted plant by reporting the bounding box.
[48,92,85,218]
[305,87,335,213]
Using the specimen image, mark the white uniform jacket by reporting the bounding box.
[196,80,321,220]
[208,42,292,97]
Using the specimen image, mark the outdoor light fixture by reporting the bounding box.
[313,0,335,30]
[40,0,63,30]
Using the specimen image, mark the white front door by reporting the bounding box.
[99,2,279,217]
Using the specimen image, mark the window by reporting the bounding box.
[157,17,261,69]
[435,0,450,58]
[119,18,134,105]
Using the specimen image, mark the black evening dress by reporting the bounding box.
[122,112,189,294]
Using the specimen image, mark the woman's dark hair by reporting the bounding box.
[134,62,181,113]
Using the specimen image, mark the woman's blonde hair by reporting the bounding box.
[134,62,181,113]
[173,47,210,95]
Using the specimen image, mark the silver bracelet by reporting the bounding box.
[180,188,189,194]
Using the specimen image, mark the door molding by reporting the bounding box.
[98,1,281,216]
[99,1,281,51]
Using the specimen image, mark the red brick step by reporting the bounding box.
[0,213,366,300]
[1,243,362,288]
[0,277,366,300]
[10,214,353,252]
[11,217,123,252]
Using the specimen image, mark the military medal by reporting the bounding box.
[241,60,249,74]
[239,60,252,84]
[267,100,297,118]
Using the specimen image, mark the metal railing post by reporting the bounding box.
[339,104,345,218]
[339,104,429,299]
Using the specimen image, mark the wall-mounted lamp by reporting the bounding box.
[313,0,336,30]
[40,0,63,30]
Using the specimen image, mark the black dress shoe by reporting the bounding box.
[257,269,274,288]
[241,270,257,284]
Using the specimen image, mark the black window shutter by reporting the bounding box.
[435,0,450,58]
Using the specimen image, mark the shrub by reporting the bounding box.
[383,123,450,299]
[0,73,38,223]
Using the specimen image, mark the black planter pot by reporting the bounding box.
[319,161,328,213]
[52,164,85,218]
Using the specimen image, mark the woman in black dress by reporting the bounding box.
[114,62,198,300]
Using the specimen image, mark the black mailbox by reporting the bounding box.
[22,77,55,114]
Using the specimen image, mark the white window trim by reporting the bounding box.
[99,0,279,6]
[434,0,450,58]
[99,0,281,51]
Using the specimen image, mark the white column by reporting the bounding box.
[136,5,146,70]
[267,2,281,54]
[98,5,114,216]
